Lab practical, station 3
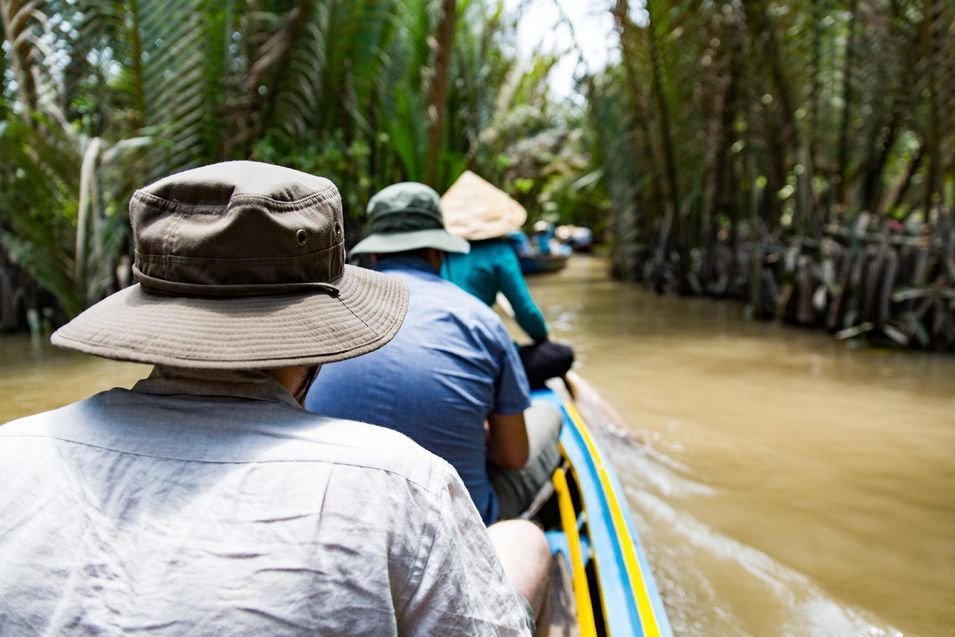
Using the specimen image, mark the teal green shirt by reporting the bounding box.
[442,239,549,343]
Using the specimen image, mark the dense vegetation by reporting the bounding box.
[600,0,954,349]
[0,0,952,349]
[0,0,592,328]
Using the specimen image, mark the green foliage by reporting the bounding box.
[0,114,145,316]
[1,0,602,326]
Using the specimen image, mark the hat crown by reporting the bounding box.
[365,182,445,234]
[441,170,526,241]
[132,161,345,295]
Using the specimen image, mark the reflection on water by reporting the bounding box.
[524,256,955,637]
[1,256,953,636]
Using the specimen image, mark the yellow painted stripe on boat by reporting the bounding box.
[552,467,598,637]
[564,402,662,637]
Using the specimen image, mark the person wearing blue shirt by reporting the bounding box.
[305,182,562,525]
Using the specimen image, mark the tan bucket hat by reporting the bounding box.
[51,161,408,369]
[441,170,527,241]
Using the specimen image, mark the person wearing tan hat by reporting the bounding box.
[440,171,575,390]
[0,162,539,635]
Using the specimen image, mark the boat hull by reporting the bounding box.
[521,254,569,275]
[531,380,672,637]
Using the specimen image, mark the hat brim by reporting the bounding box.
[350,229,470,256]
[50,265,408,370]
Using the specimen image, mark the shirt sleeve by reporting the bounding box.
[398,467,534,636]
[495,247,549,343]
[490,318,532,415]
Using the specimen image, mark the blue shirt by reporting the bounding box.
[305,257,531,523]
[442,239,549,343]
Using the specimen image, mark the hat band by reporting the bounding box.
[133,265,341,298]
[370,209,445,234]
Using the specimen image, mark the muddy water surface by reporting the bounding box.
[523,256,955,637]
[1,255,953,636]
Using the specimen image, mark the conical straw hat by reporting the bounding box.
[441,171,527,240]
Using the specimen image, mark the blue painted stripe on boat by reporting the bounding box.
[561,406,645,634]
[533,388,673,637]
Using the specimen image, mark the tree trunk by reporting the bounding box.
[883,145,924,215]
[0,0,39,117]
[612,0,666,243]
[643,0,684,286]
[859,108,901,216]
[743,0,818,238]
[835,0,859,212]
[126,0,147,130]
[920,0,944,218]
[424,0,457,187]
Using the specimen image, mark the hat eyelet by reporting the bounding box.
[334,222,343,239]
[296,229,309,246]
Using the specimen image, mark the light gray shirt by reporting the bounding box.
[0,368,533,636]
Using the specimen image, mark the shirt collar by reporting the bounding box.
[132,366,301,408]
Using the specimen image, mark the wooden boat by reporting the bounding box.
[520,253,570,275]
[528,374,672,637]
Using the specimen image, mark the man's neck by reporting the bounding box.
[376,253,441,274]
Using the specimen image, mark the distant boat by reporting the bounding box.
[509,230,571,275]
[520,253,570,275]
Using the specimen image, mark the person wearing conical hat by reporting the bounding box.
[440,171,575,390]
[0,163,536,636]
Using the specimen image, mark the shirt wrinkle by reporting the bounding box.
[394,466,442,618]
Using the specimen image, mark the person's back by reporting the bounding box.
[0,373,528,636]
[443,239,548,342]
[306,256,529,523]
[0,163,542,636]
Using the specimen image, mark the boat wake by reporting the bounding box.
[604,437,904,637]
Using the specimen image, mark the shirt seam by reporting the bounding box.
[394,466,445,616]
[1,433,437,493]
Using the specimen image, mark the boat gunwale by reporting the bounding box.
[535,386,673,637]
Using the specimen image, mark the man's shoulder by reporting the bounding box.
[300,415,455,493]
[0,390,455,497]
[412,273,505,324]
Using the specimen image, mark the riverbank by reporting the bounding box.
[609,221,955,353]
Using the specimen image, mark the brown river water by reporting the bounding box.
[1,255,953,636]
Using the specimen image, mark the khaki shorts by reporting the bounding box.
[489,400,563,520]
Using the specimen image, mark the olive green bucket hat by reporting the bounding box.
[51,161,409,369]
[350,182,470,256]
